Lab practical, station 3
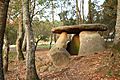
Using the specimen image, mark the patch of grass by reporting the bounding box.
[107,70,113,77]
[113,42,120,52]
[9,52,17,61]
[37,44,53,49]
[106,69,120,77]
[3,51,17,61]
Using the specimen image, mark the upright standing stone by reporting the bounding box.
[79,31,105,56]
[49,32,70,67]
[67,34,80,55]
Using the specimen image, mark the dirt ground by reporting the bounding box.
[5,48,120,80]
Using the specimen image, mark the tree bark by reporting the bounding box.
[0,0,10,79]
[49,0,56,49]
[22,31,27,52]
[22,0,40,79]
[76,0,82,24]
[79,0,82,24]
[114,0,120,44]
[49,33,53,49]
[76,0,80,24]
[88,0,92,23]
[16,12,25,61]
[51,0,56,43]
[35,40,39,51]
[3,34,9,73]
[82,0,84,23]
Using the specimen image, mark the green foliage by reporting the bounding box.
[87,0,101,23]
[8,0,22,18]
[86,0,117,37]
[40,35,49,41]
[5,25,17,45]
[101,0,117,33]
[32,16,64,42]
[32,18,52,41]
[64,18,76,25]
[38,0,47,5]
[8,52,17,61]
[6,0,21,45]
[58,10,76,25]
[58,11,68,21]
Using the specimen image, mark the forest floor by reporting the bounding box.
[5,48,120,80]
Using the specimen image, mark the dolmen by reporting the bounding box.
[49,24,107,67]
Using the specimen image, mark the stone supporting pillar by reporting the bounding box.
[67,34,80,55]
[49,32,70,67]
[78,31,105,56]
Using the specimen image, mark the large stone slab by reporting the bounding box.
[49,32,70,67]
[79,31,105,56]
[52,24,107,34]
[66,34,80,55]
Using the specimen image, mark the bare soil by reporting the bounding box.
[5,48,120,80]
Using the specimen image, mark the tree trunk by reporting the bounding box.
[35,38,41,51]
[0,0,10,79]
[79,0,82,24]
[51,0,56,43]
[16,12,25,61]
[114,0,120,44]
[76,0,80,24]
[22,31,27,52]
[49,0,56,49]
[88,0,92,23]
[22,0,40,79]
[3,34,9,73]
[82,0,84,23]
[49,33,53,49]
[60,2,65,25]
[76,0,82,24]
